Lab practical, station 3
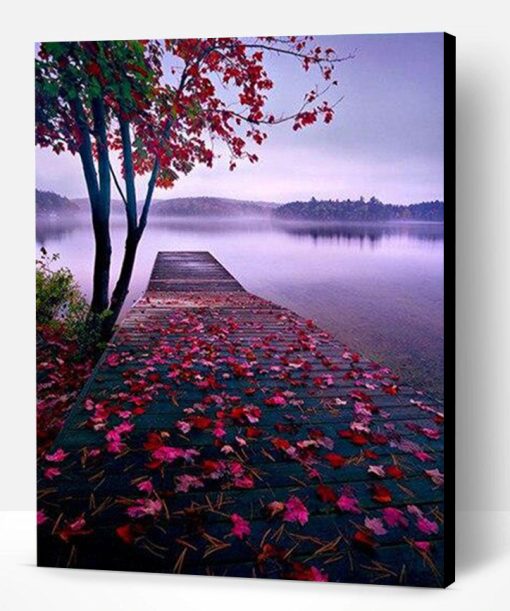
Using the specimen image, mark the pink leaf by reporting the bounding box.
[175,474,204,493]
[364,517,388,536]
[230,513,251,540]
[45,448,68,462]
[424,468,444,487]
[136,479,154,494]
[309,566,329,582]
[126,498,162,519]
[367,465,386,478]
[422,427,441,440]
[413,540,432,553]
[416,517,439,535]
[336,494,361,514]
[283,496,309,525]
[382,507,409,528]
[44,467,61,480]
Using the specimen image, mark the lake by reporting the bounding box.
[36,215,444,400]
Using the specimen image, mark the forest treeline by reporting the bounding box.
[36,191,444,222]
[273,197,444,222]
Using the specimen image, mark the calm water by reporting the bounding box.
[36,216,444,399]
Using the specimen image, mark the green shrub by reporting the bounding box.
[36,250,84,324]
[36,249,106,356]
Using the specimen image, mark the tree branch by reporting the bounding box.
[237,42,356,65]
[137,157,160,237]
[71,97,101,207]
[119,118,138,233]
[91,96,111,220]
[108,161,129,209]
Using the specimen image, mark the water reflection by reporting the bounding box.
[36,214,444,399]
[275,220,443,247]
[37,214,444,247]
[36,217,85,243]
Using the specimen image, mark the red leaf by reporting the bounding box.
[324,453,346,468]
[271,437,291,451]
[351,433,369,446]
[116,524,135,544]
[369,432,388,445]
[386,465,405,479]
[144,432,163,451]
[190,415,212,430]
[116,522,146,544]
[382,383,399,396]
[316,484,337,503]
[372,483,392,504]
[85,62,101,77]
[353,529,376,550]
[338,429,369,445]
[363,449,379,460]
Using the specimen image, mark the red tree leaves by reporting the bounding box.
[36,37,351,190]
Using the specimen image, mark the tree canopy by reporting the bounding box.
[36,38,348,193]
[35,37,351,324]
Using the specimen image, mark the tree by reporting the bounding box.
[36,37,352,334]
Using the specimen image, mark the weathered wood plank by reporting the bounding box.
[38,251,445,586]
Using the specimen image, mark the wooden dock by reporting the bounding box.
[38,252,445,586]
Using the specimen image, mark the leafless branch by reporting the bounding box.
[108,161,129,209]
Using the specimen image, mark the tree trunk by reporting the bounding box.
[90,210,112,313]
[104,124,161,335]
[90,98,112,315]
[104,231,139,334]
[73,95,112,316]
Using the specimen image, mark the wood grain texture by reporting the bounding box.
[38,252,445,586]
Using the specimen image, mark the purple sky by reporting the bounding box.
[36,33,444,205]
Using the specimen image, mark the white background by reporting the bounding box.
[1,0,509,608]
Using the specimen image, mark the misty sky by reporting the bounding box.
[35,33,444,205]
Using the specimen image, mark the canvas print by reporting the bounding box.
[35,34,455,587]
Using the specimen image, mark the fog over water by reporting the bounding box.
[37,215,444,399]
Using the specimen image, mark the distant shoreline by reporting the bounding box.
[36,211,444,225]
[36,190,444,223]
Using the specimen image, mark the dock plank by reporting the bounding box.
[38,251,445,586]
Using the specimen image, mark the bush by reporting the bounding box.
[36,249,105,452]
[36,249,85,323]
[36,249,106,356]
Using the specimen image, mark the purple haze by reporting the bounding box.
[35,33,444,205]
